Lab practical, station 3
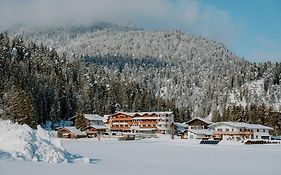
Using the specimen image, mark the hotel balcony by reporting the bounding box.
[110,118,132,122]
[213,131,253,136]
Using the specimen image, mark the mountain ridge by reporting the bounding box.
[1,23,281,131]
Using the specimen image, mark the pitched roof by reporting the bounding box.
[112,111,173,117]
[89,124,107,130]
[63,127,85,135]
[185,117,213,125]
[132,117,161,120]
[83,114,103,121]
[210,122,273,130]
[175,122,188,128]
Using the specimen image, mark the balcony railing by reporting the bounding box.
[110,118,132,122]
[214,131,253,135]
[111,126,131,130]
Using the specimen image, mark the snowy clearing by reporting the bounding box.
[1,135,281,175]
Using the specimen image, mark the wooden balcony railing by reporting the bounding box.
[214,131,253,135]
[133,121,158,125]
[110,118,132,122]
[111,126,131,131]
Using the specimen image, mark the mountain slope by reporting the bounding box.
[6,23,281,123]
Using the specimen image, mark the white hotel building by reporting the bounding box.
[209,122,273,141]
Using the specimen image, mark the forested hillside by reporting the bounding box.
[2,23,281,133]
[0,33,184,128]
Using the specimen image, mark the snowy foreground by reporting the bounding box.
[1,122,281,175]
[0,120,89,163]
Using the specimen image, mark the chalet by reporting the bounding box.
[105,111,174,134]
[83,114,107,137]
[57,127,86,139]
[69,114,107,137]
[209,122,273,141]
[131,113,159,134]
[184,117,213,130]
[107,112,133,133]
[182,117,213,139]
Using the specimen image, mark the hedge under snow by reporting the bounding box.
[0,120,89,163]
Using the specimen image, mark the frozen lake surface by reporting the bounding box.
[1,137,281,175]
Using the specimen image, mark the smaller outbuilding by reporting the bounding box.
[84,125,107,137]
[57,127,87,139]
[187,129,213,140]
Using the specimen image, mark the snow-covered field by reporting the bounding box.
[1,135,281,175]
[0,120,280,175]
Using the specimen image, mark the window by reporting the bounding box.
[226,129,229,132]
[256,135,258,139]
[217,128,223,132]
[263,129,265,132]
[232,129,234,131]
[257,129,259,132]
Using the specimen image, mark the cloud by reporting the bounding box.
[0,0,241,46]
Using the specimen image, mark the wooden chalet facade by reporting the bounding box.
[57,127,86,139]
[69,114,107,137]
[184,117,213,130]
[107,112,133,133]
[183,117,213,140]
[131,113,159,134]
[105,111,174,134]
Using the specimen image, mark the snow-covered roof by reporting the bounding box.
[175,122,188,128]
[133,117,161,120]
[210,122,273,130]
[188,129,213,136]
[63,127,85,135]
[83,114,103,121]
[113,111,173,117]
[89,124,107,130]
[185,117,213,125]
[133,128,158,131]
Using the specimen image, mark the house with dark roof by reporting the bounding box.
[182,117,213,139]
[184,117,213,130]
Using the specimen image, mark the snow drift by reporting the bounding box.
[0,120,89,163]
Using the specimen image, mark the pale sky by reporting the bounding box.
[0,0,280,63]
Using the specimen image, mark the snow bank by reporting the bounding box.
[0,120,90,163]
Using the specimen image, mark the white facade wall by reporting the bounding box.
[187,131,208,140]
[213,124,272,140]
[252,129,271,140]
[188,131,197,139]
[157,113,174,134]
[215,125,239,132]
